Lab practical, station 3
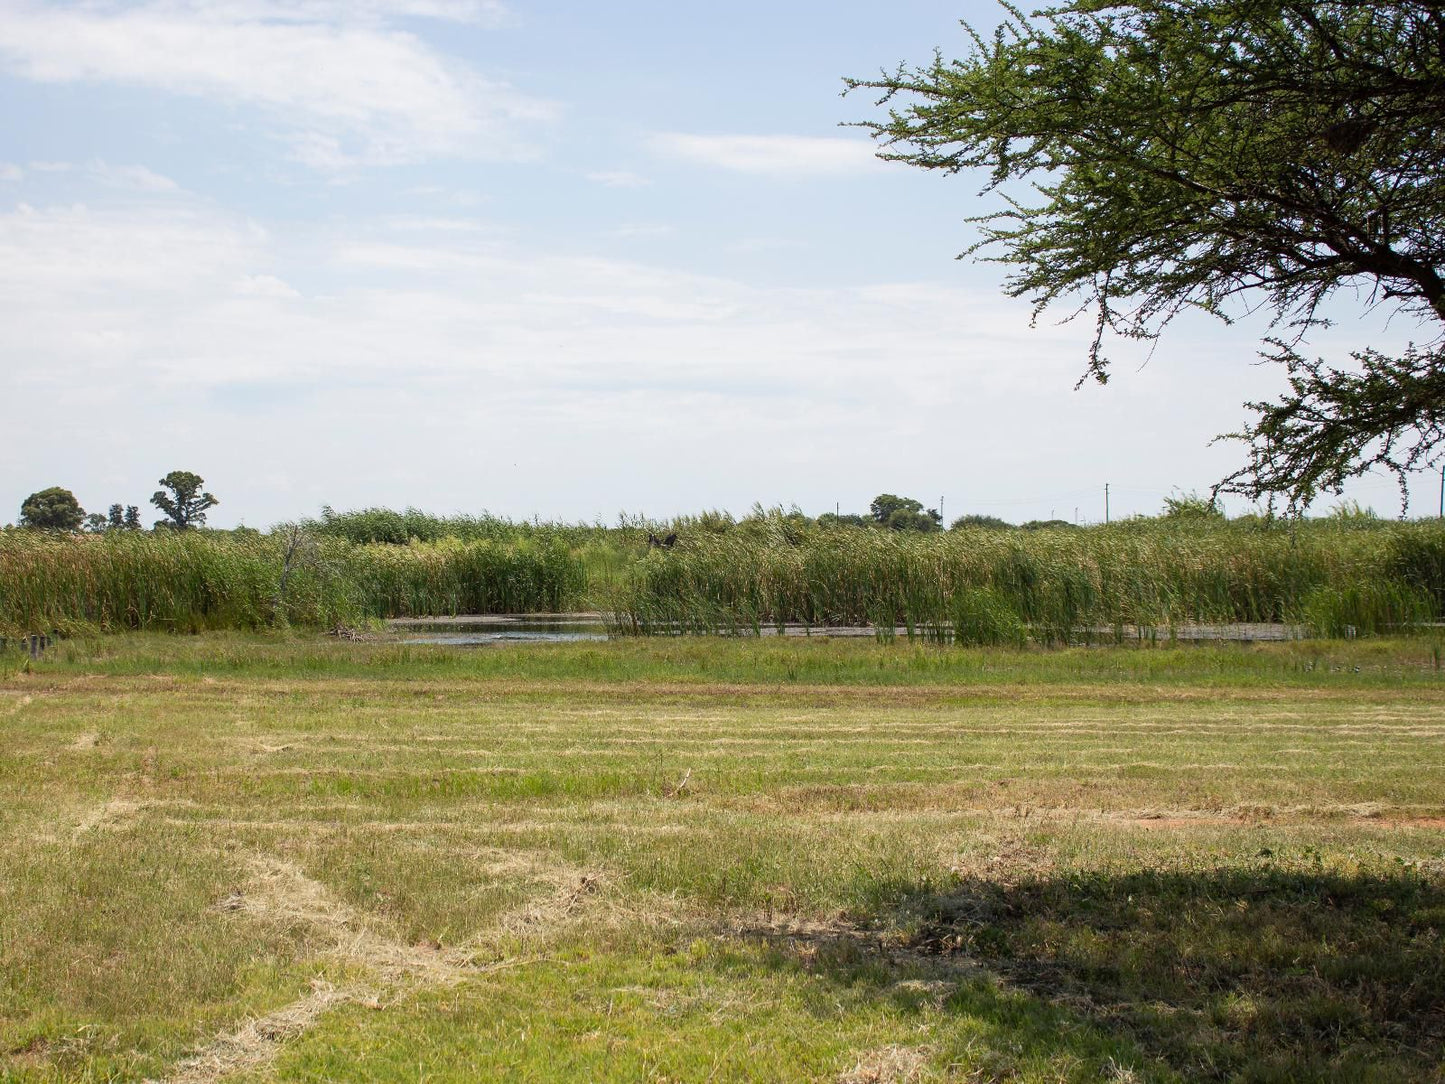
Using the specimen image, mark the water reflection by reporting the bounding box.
[390,614,608,646]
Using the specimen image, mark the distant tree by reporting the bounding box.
[84,503,143,533]
[870,493,942,532]
[19,487,85,531]
[151,471,218,530]
[817,512,871,528]
[1021,519,1078,531]
[1161,492,1226,521]
[951,513,1012,530]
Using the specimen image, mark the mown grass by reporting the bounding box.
[2,636,1443,1081]
[20,628,1445,689]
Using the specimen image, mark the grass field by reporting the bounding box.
[2,635,1444,1082]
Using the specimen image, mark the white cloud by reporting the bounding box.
[649,133,881,176]
[88,161,180,192]
[606,223,675,240]
[0,195,1352,525]
[0,164,21,182]
[235,273,300,298]
[0,1,553,167]
[586,170,651,188]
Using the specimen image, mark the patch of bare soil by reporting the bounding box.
[1391,817,1445,829]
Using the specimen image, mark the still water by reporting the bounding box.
[389,614,608,646]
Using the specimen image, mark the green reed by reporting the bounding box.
[0,530,588,637]
[611,520,1445,642]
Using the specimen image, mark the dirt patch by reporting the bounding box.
[1389,817,1445,830]
[837,1043,932,1083]
[69,732,100,750]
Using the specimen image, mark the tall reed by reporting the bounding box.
[610,521,1445,642]
[0,530,588,636]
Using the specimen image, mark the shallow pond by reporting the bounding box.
[389,614,609,645]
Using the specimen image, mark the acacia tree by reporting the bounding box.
[848,1,1445,510]
[151,471,218,530]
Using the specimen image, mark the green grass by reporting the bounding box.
[21,628,1445,689]
[2,634,1443,1081]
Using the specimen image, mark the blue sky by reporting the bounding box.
[0,0,1434,527]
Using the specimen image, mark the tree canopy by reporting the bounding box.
[19,487,85,531]
[849,1,1445,510]
[869,493,944,531]
[151,471,218,530]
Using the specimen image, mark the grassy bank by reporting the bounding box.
[2,634,1443,1081]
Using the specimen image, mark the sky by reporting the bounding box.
[0,0,1437,528]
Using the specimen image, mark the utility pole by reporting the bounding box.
[939,495,944,528]
[1439,465,1443,519]
[1105,483,1110,524]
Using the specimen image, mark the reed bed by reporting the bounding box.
[611,521,1445,642]
[6,517,1445,642]
[0,530,587,637]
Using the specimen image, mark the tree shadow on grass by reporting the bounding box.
[738,861,1445,1083]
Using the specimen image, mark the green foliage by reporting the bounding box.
[151,471,218,530]
[1300,582,1434,638]
[0,532,588,637]
[950,514,1012,530]
[613,519,1445,641]
[84,503,142,534]
[310,506,609,548]
[19,487,85,532]
[950,586,1027,646]
[1161,492,1225,520]
[1326,499,1380,524]
[849,1,1445,509]
[11,507,1445,643]
[816,512,871,529]
[869,494,942,532]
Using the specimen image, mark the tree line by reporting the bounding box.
[16,472,219,532]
